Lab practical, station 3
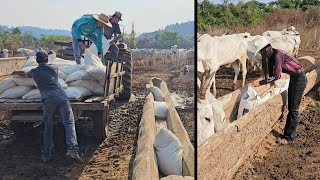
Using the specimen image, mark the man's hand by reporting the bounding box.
[79,42,87,50]
[12,70,28,77]
[252,80,260,87]
[98,54,102,59]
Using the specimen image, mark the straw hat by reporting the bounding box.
[92,13,112,28]
[253,37,274,59]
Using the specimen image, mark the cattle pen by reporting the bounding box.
[198,57,320,179]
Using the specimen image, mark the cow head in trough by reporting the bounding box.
[197,69,232,146]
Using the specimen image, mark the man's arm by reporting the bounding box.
[12,70,29,78]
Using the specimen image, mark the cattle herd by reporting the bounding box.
[197,26,301,145]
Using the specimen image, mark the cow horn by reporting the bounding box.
[199,69,214,100]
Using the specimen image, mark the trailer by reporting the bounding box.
[0,48,133,142]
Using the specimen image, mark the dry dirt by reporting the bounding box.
[233,83,320,180]
[0,62,194,179]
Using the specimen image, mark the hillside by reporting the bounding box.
[0,25,71,38]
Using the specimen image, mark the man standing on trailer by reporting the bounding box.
[104,11,123,61]
[12,50,83,163]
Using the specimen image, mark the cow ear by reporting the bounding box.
[217,93,232,109]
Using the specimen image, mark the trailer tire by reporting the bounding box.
[118,50,132,102]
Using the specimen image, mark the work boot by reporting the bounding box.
[66,153,83,164]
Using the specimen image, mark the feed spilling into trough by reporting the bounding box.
[133,78,194,180]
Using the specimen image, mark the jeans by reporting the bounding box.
[71,25,100,64]
[42,96,79,159]
[284,72,307,140]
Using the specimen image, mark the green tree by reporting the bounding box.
[158,31,181,48]
[39,35,71,51]
[11,27,21,34]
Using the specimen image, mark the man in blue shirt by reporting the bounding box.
[71,13,112,64]
[12,50,83,163]
[104,11,123,61]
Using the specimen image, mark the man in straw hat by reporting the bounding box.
[104,11,123,61]
[12,50,83,163]
[252,37,307,144]
[71,13,112,64]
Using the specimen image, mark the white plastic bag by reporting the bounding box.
[146,84,164,101]
[69,80,104,95]
[154,128,183,176]
[87,36,111,56]
[64,86,92,100]
[66,70,94,83]
[0,78,16,94]
[154,101,168,119]
[22,89,41,99]
[0,86,33,99]
[12,77,36,87]
[237,86,272,119]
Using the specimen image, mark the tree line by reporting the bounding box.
[198,0,320,31]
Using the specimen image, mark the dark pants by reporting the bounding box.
[284,72,307,140]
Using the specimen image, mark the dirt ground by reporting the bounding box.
[233,83,320,180]
[0,62,194,179]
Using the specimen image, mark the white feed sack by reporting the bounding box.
[146,84,164,101]
[0,78,17,94]
[154,128,183,176]
[64,86,92,100]
[87,66,106,86]
[59,64,85,75]
[69,80,104,95]
[58,78,68,89]
[23,56,37,68]
[0,86,33,99]
[22,89,41,99]
[84,49,104,69]
[12,77,36,87]
[154,101,169,119]
[86,36,111,56]
[66,70,94,83]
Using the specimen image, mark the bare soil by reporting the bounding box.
[233,83,320,179]
[0,62,194,179]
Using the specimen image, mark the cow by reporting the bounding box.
[14,47,43,57]
[0,49,9,58]
[197,33,249,97]
[132,48,151,68]
[262,26,300,57]
[197,69,232,146]
[178,65,194,81]
[149,49,169,66]
[186,49,195,65]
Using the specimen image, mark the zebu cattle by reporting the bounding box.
[149,49,169,65]
[262,26,300,56]
[178,65,194,81]
[132,49,151,68]
[197,33,248,96]
[171,45,180,67]
[0,49,9,58]
[197,70,231,146]
[14,47,43,57]
[186,49,195,64]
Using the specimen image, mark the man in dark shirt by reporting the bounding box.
[104,11,123,61]
[12,50,83,163]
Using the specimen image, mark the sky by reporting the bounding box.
[0,0,194,35]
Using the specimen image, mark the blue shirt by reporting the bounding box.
[27,63,67,100]
[72,16,104,53]
[104,18,121,39]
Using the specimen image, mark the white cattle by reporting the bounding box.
[186,49,194,64]
[0,49,9,58]
[15,47,43,57]
[197,33,249,96]
[262,26,300,56]
[178,49,188,66]
[178,65,194,81]
[132,49,151,68]
[150,49,168,65]
[197,70,231,146]
[171,45,180,67]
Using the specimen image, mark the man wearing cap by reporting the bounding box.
[71,13,112,64]
[104,11,123,61]
[252,37,307,144]
[12,50,83,163]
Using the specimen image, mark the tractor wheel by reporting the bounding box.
[117,50,132,101]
